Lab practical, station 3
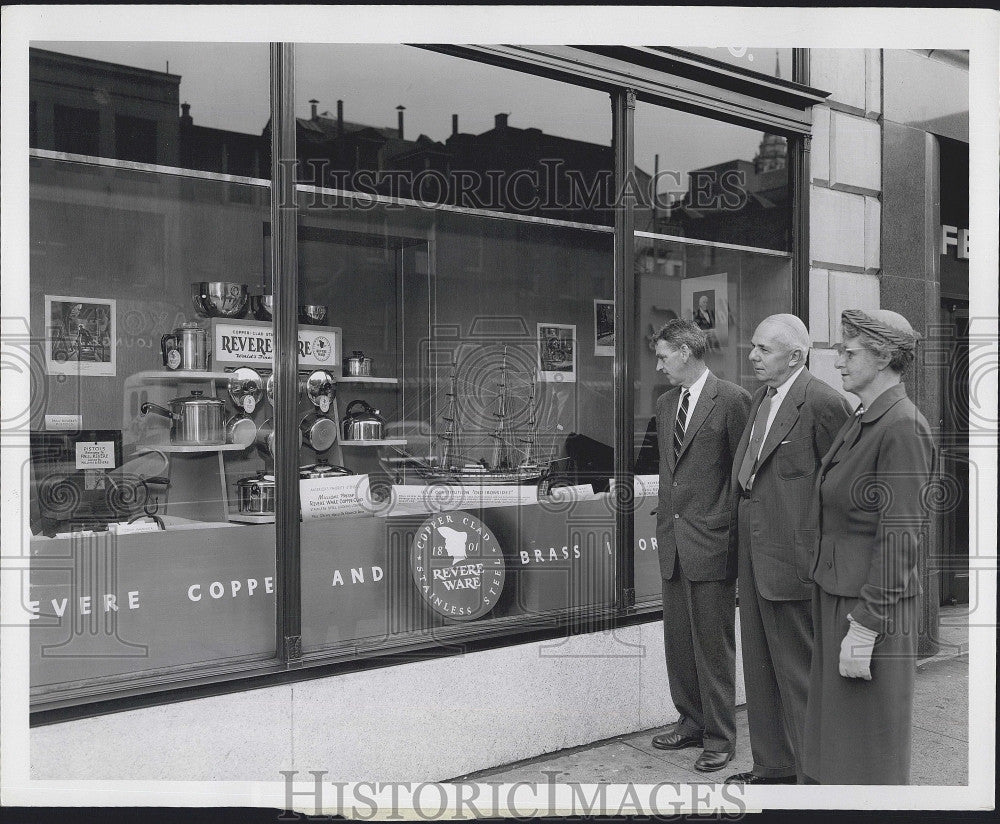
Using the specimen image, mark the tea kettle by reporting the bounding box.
[341,400,385,441]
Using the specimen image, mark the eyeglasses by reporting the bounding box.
[833,344,865,360]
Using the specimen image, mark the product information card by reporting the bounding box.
[300,474,372,520]
[74,441,116,469]
[607,475,660,498]
[384,484,539,516]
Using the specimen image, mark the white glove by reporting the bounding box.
[838,615,879,680]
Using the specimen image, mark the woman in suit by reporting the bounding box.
[802,309,933,785]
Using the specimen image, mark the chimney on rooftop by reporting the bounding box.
[337,100,344,136]
[180,102,192,127]
[495,113,509,130]
[452,114,459,136]
[309,99,318,120]
[397,105,406,139]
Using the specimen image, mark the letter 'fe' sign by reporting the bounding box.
[75,441,116,470]
[300,474,371,520]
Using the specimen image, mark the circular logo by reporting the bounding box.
[312,336,331,362]
[409,510,505,621]
[166,348,182,370]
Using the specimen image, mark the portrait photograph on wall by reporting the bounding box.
[537,322,576,382]
[44,294,116,376]
[594,299,614,356]
[680,273,728,346]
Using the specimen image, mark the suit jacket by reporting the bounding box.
[810,383,934,634]
[655,371,751,581]
[732,369,851,600]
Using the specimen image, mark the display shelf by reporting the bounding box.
[130,370,235,381]
[134,443,251,454]
[336,376,399,385]
[228,511,276,524]
[340,438,408,447]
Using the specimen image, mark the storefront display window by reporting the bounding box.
[22,40,814,712]
[631,103,794,601]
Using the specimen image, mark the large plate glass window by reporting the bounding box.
[291,44,617,658]
[631,102,793,604]
[27,43,277,708]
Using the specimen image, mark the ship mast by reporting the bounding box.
[490,346,509,470]
[441,353,459,470]
[519,374,538,468]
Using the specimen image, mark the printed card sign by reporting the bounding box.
[608,475,660,498]
[384,484,537,516]
[45,414,83,431]
[300,474,372,520]
[74,441,116,470]
[212,319,341,370]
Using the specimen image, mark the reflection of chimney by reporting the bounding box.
[337,100,344,136]
[452,114,458,136]
[180,102,192,126]
[495,113,508,130]
[309,99,318,119]
[396,105,405,139]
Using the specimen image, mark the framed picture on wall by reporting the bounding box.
[537,323,576,383]
[44,294,116,377]
[680,273,728,346]
[594,299,614,357]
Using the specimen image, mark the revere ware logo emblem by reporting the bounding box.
[409,511,505,621]
[310,335,332,362]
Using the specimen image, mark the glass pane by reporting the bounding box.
[294,45,616,655]
[293,44,613,225]
[27,40,276,703]
[674,47,794,79]
[632,238,793,604]
[30,43,270,177]
[635,102,792,252]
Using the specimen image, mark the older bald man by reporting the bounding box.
[726,315,851,785]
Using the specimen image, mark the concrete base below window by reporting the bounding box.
[31,614,746,783]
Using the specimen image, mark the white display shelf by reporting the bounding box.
[134,442,251,454]
[339,438,408,447]
[336,376,399,385]
[131,370,234,381]
[228,511,276,524]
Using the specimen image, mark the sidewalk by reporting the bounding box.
[455,607,970,786]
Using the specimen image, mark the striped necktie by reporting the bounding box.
[673,388,690,461]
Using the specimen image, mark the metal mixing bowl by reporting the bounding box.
[250,294,274,321]
[298,304,328,325]
[192,282,249,318]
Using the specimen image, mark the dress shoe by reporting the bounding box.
[724,771,797,785]
[694,749,735,772]
[651,730,703,750]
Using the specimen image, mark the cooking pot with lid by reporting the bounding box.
[228,367,264,414]
[256,417,303,459]
[141,390,226,445]
[303,370,335,413]
[341,399,385,441]
[236,472,275,514]
[343,350,373,377]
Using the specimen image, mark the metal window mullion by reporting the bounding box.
[613,88,637,612]
[270,42,302,665]
[791,132,811,324]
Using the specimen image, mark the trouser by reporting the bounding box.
[661,565,737,753]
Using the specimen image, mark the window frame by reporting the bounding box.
[28,43,824,722]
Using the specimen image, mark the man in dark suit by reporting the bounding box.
[725,314,851,785]
[651,319,750,772]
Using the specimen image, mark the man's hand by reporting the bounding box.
[839,615,879,680]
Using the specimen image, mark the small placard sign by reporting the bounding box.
[300,475,372,520]
[74,441,116,470]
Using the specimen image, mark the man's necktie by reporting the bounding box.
[673,388,689,461]
[737,386,776,491]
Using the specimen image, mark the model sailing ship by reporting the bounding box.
[390,347,546,485]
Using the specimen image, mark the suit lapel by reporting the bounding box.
[677,372,716,462]
[755,370,811,468]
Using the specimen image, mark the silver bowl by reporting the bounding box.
[298,304,328,325]
[192,282,249,319]
[250,294,274,321]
